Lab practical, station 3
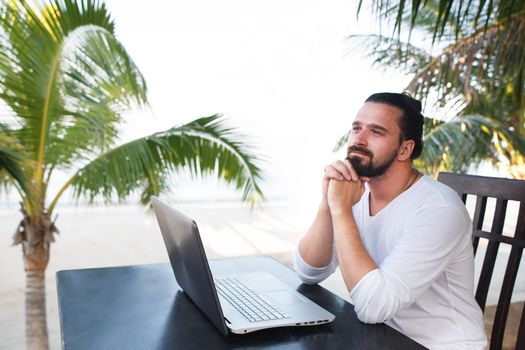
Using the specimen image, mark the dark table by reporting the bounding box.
[56,256,427,349]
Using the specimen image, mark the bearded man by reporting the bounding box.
[293,92,487,350]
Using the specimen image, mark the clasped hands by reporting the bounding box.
[323,159,368,214]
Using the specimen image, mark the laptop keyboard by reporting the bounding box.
[215,277,290,323]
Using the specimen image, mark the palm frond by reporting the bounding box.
[417,114,525,174]
[408,0,463,39]
[354,1,525,117]
[359,0,525,41]
[333,130,351,153]
[57,115,263,210]
[45,26,148,167]
[0,132,28,193]
[374,12,523,132]
[0,148,25,186]
[0,0,148,182]
[346,34,433,74]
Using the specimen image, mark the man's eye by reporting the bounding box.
[352,127,361,132]
[371,130,382,135]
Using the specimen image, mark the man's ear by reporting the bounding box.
[398,140,415,161]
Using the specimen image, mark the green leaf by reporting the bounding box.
[359,0,525,41]
[417,114,525,174]
[0,144,26,188]
[333,130,351,153]
[0,0,147,190]
[69,115,264,207]
[346,34,432,74]
[0,0,150,214]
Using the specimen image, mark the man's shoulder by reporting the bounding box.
[417,175,463,203]
[410,176,469,216]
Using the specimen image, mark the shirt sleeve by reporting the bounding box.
[349,205,471,324]
[292,242,339,284]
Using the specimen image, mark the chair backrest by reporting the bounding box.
[437,172,525,350]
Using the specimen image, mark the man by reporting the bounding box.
[293,93,487,350]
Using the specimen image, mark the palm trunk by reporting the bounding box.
[14,208,58,350]
[25,268,49,350]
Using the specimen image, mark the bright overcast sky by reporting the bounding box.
[15,0,409,208]
[100,0,412,203]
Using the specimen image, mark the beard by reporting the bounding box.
[346,145,398,177]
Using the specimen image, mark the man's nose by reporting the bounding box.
[352,130,368,147]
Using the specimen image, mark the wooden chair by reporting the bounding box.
[437,172,525,350]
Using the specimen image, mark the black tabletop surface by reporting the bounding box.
[56,256,427,349]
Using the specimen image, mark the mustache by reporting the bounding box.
[347,145,373,158]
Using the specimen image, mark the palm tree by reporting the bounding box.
[0,1,263,349]
[345,0,525,176]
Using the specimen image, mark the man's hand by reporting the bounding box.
[327,178,365,214]
[322,159,359,199]
[323,159,367,209]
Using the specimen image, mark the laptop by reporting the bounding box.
[151,197,335,335]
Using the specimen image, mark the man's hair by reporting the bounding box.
[365,92,424,160]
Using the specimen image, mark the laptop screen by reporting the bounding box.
[152,197,229,336]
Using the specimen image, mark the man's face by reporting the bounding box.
[346,102,404,177]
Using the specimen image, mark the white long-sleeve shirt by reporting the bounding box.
[294,175,487,350]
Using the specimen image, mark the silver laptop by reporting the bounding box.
[151,197,335,335]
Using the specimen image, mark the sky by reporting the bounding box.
[91,0,411,204]
[0,0,413,209]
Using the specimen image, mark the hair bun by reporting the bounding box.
[401,92,422,112]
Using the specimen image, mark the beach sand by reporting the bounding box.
[0,200,351,350]
[1,200,523,349]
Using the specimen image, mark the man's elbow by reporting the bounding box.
[297,274,320,285]
[292,249,336,284]
[350,269,409,324]
[353,305,389,324]
[293,266,329,284]
[352,293,405,324]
